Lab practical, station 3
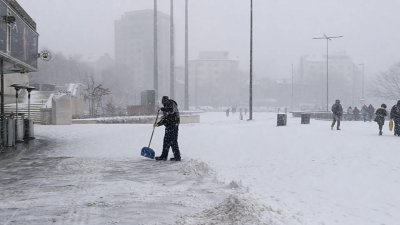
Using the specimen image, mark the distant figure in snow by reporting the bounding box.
[375,104,387,136]
[353,107,360,121]
[226,108,230,117]
[347,106,353,121]
[155,96,181,161]
[239,108,243,120]
[331,99,343,130]
[390,100,400,136]
[361,104,368,122]
[368,104,375,122]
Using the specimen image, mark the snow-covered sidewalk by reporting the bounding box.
[1,112,399,225]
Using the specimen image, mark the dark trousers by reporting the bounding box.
[161,124,180,158]
[378,123,383,132]
[376,117,384,132]
[331,115,341,129]
[394,119,400,136]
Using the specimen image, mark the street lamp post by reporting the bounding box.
[291,64,294,111]
[249,0,253,120]
[154,0,158,102]
[359,63,365,101]
[312,34,343,111]
[184,0,189,110]
[170,0,175,99]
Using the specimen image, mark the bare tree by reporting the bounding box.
[371,62,400,100]
[84,76,111,117]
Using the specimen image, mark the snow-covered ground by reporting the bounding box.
[1,112,399,225]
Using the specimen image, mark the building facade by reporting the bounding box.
[114,10,170,104]
[297,52,362,109]
[189,51,243,107]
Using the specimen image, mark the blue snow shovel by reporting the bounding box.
[141,109,160,159]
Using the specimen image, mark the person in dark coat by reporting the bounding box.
[226,108,230,117]
[353,107,360,121]
[390,100,400,136]
[331,99,343,130]
[368,104,375,122]
[375,104,387,136]
[155,96,181,161]
[347,106,353,121]
[361,104,368,122]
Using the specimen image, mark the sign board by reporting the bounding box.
[0,0,39,73]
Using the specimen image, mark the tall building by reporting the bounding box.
[114,10,170,104]
[298,52,362,109]
[189,51,243,107]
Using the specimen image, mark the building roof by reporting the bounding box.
[4,0,36,30]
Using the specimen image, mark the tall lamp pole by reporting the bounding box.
[359,63,365,101]
[249,0,253,120]
[154,0,159,101]
[312,34,343,111]
[170,0,175,99]
[184,0,189,110]
[291,64,294,111]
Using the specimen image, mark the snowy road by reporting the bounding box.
[1,112,399,225]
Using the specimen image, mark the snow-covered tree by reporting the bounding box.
[371,62,400,100]
[84,76,111,117]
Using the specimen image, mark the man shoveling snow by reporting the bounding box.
[155,96,181,161]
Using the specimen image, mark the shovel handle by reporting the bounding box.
[148,109,161,148]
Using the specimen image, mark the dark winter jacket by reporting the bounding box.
[157,99,180,127]
[361,105,368,115]
[375,108,387,124]
[353,107,360,115]
[368,105,375,115]
[390,102,400,120]
[331,103,343,116]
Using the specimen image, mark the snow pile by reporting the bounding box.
[176,194,294,225]
[179,159,215,177]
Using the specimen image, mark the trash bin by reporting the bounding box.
[24,119,35,140]
[6,118,15,147]
[15,119,25,142]
[301,114,311,124]
[277,114,287,126]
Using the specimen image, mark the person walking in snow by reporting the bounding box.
[353,107,360,121]
[375,104,387,136]
[155,96,181,161]
[226,108,230,117]
[331,99,343,130]
[390,100,400,136]
[368,104,375,122]
[347,106,353,121]
[361,104,368,122]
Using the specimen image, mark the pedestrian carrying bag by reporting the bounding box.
[389,120,394,131]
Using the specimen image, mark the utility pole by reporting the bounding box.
[291,64,294,111]
[359,63,365,101]
[154,0,158,101]
[312,34,343,111]
[170,0,175,99]
[184,0,189,110]
[249,0,253,120]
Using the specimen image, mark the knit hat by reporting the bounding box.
[162,96,169,105]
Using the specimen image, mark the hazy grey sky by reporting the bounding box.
[18,0,400,79]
